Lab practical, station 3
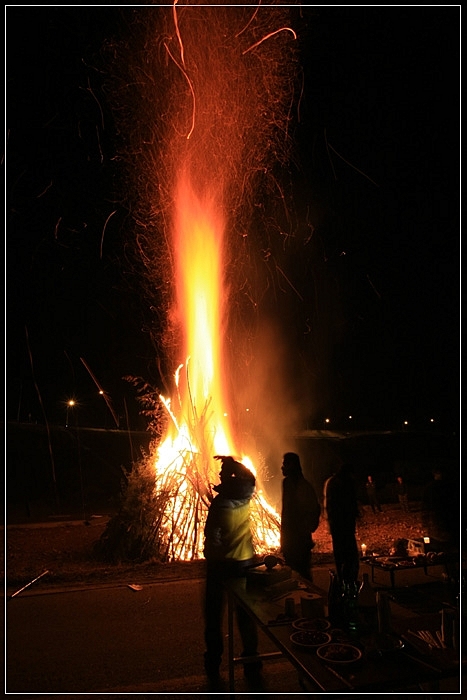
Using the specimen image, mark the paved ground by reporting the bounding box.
[6,574,315,695]
[7,562,458,696]
[5,510,460,695]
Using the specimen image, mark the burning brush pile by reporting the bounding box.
[94,447,281,565]
[94,455,281,565]
[95,5,301,564]
[94,378,281,564]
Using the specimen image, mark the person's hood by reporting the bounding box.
[213,475,255,501]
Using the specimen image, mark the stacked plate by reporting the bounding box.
[317,643,362,664]
[292,618,330,632]
[290,618,361,662]
[290,629,332,649]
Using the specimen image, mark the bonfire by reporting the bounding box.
[96,3,301,563]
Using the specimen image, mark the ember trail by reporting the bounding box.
[111,3,301,561]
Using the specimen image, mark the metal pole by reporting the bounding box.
[8,570,49,601]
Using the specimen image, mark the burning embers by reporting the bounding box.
[153,434,281,561]
[119,5,300,561]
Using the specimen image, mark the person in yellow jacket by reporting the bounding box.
[203,455,261,689]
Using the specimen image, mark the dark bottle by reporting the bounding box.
[343,580,359,636]
[327,570,345,626]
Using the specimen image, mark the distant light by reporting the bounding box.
[403,420,408,426]
[245,408,250,412]
[429,418,434,423]
[68,400,75,407]
[223,412,228,417]
[325,418,330,424]
[99,390,104,395]
[348,415,353,420]
[423,536,430,544]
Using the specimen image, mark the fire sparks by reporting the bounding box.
[242,27,297,55]
[109,4,301,560]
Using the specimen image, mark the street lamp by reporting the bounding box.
[64,397,88,523]
[65,399,76,428]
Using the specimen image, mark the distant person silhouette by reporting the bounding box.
[396,475,410,513]
[280,452,321,581]
[324,462,361,586]
[365,474,382,513]
[421,467,460,587]
[421,467,459,552]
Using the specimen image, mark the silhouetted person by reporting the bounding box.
[421,467,460,589]
[396,475,410,512]
[324,463,361,586]
[280,452,321,581]
[421,467,459,553]
[365,474,382,513]
[203,455,261,690]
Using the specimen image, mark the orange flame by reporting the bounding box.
[153,172,280,560]
[173,175,231,453]
[131,4,300,561]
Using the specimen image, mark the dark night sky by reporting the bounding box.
[6,5,460,434]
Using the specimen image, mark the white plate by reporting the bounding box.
[317,642,362,664]
[292,617,331,632]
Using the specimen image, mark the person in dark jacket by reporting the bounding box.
[420,467,460,587]
[280,452,321,581]
[203,455,261,689]
[421,467,459,551]
[365,474,382,513]
[396,475,410,512]
[324,462,361,586]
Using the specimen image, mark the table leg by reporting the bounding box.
[227,589,235,693]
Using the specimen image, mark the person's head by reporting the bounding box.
[397,476,403,483]
[214,455,255,484]
[281,452,302,478]
[367,475,373,483]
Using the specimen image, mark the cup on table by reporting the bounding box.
[285,597,296,617]
[300,593,325,618]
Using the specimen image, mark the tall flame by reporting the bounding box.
[173,175,231,455]
[111,4,300,560]
[154,171,281,560]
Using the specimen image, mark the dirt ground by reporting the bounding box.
[4,502,430,592]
